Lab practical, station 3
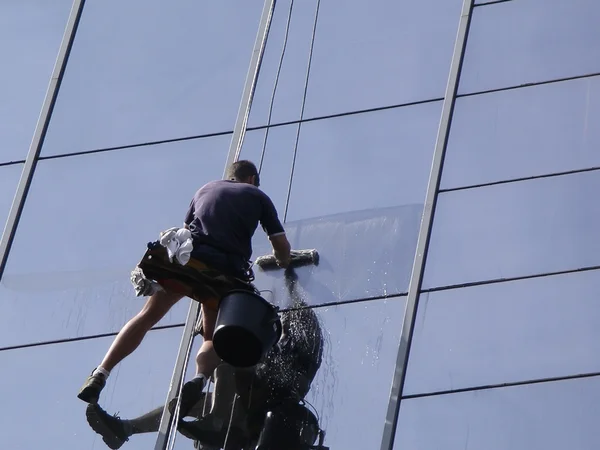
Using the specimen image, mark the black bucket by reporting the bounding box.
[212,290,282,368]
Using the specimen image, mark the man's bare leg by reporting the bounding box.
[78,290,184,404]
[196,304,222,378]
[179,300,222,415]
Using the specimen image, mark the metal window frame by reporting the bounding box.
[379,1,475,449]
[153,0,277,448]
[0,0,86,281]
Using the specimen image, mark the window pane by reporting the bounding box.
[423,172,600,289]
[0,137,228,348]
[405,270,600,395]
[304,299,405,450]
[0,0,72,161]
[460,0,600,94]
[394,377,600,450]
[286,102,442,221]
[0,164,23,234]
[247,0,317,127]
[443,77,600,189]
[250,206,421,306]
[1,328,182,449]
[302,0,461,119]
[41,0,262,156]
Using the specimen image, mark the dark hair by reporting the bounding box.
[228,160,260,186]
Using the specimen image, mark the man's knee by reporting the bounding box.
[138,291,183,324]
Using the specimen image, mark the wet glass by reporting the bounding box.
[168,297,407,450]
[0,137,229,348]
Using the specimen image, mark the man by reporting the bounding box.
[84,303,325,450]
[77,160,292,415]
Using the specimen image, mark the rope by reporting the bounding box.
[258,0,296,173]
[283,0,322,222]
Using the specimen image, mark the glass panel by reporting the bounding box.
[460,0,600,94]
[394,377,600,450]
[423,171,600,289]
[302,0,462,119]
[41,0,262,156]
[0,164,23,234]
[285,102,442,221]
[250,205,421,307]
[170,297,406,450]
[0,136,229,348]
[405,270,600,395]
[0,0,72,162]
[1,327,182,449]
[247,0,317,127]
[443,77,600,189]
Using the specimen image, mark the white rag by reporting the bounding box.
[159,227,193,265]
[130,266,164,297]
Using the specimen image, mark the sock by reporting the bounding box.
[93,366,110,379]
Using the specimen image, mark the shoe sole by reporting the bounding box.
[86,404,127,450]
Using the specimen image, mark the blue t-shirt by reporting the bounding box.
[184,180,285,262]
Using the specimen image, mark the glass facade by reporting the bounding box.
[1,1,597,449]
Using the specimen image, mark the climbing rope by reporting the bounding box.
[283,0,322,223]
[258,0,296,173]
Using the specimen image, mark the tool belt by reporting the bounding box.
[137,241,257,308]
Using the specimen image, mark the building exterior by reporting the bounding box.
[1,0,599,449]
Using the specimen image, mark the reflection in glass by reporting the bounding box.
[405,270,600,395]
[305,298,406,450]
[1,328,182,450]
[395,376,600,450]
[0,0,72,162]
[443,77,600,189]
[41,0,262,155]
[424,171,600,289]
[0,164,23,234]
[0,137,229,347]
[286,102,442,221]
[247,0,317,127]
[302,0,461,118]
[460,0,600,94]
[250,205,421,307]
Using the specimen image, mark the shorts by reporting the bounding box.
[190,243,252,282]
[137,241,256,310]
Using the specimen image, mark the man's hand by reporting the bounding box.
[275,251,291,268]
[269,234,291,269]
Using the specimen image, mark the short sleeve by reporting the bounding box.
[184,199,195,225]
[260,193,285,237]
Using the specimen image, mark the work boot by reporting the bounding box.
[86,404,132,450]
[178,378,205,417]
[77,370,106,404]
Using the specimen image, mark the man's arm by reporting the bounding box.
[269,233,291,268]
[260,194,291,267]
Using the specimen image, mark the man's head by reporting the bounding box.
[228,160,260,187]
